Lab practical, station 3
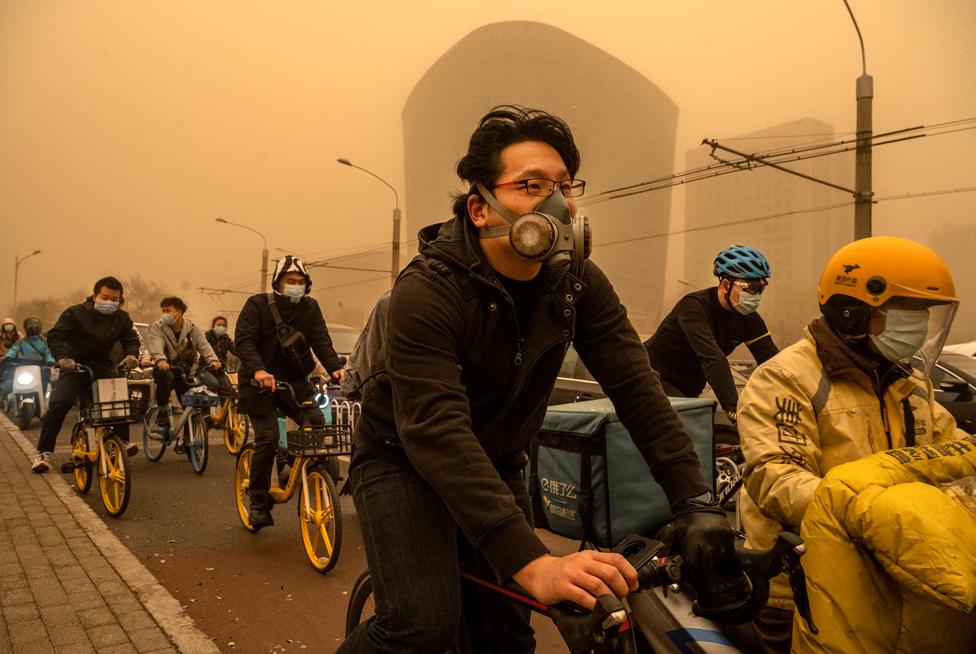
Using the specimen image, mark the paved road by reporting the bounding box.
[26,414,570,653]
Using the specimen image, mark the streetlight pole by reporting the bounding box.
[845,0,873,240]
[215,218,269,292]
[337,158,401,287]
[13,249,42,310]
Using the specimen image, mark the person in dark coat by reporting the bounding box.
[644,244,778,424]
[235,256,344,529]
[31,276,142,472]
[338,106,738,653]
[205,315,236,366]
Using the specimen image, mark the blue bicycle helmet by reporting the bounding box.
[713,245,771,279]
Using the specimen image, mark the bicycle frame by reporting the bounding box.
[268,454,309,505]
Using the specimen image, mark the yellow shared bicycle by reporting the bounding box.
[233,381,352,573]
[206,372,251,455]
[61,364,139,518]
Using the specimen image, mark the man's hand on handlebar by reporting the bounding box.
[513,551,638,611]
[254,369,276,391]
[57,358,76,372]
[330,368,344,380]
[121,355,140,371]
[670,492,736,584]
[156,360,171,372]
[208,360,223,371]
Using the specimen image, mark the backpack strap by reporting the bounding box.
[267,293,285,328]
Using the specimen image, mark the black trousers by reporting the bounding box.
[153,367,194,406]
[246,385,324,506]
[37,372,129,453]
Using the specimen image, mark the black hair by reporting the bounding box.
[160,296,188,312]
[451,105,581,219]
[211,316,228,328]
[92,276,125,305]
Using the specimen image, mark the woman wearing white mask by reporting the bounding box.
[205,316,237,368]
[736,236,968,653]
[644,244,778,424]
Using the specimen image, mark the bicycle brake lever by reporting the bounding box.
[785,542,819,635]
[548,595,632,654]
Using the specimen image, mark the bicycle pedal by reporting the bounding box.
[60,461,76,473]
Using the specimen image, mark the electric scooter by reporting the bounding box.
[2,358,50,429]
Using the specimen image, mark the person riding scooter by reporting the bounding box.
[2,318,55,428]
[2,318,55,392]
[1,317,20,357]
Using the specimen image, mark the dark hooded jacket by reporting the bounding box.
[47,299,140,378]
[235,292,344,414]
[354,216,711,581]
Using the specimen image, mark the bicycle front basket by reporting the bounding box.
[286,425,352,457]
[81,400,139,424]
[181,391,221,408]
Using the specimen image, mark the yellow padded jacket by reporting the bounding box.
[795,440,976,653]
[737,317,967,609]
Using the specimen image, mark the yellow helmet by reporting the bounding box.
[818,236,957,308]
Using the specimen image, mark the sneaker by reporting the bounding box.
[155,407,170,427]
[31,452,51,473]
[248,505,274,531]
[124,442,139,456]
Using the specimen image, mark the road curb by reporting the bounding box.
[1,413,221,654]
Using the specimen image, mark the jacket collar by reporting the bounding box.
[416,216,569,295]
[807,316,909,390]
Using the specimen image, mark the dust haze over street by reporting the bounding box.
[2,1,974,342]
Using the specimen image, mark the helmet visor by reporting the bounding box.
[909,301,959,379]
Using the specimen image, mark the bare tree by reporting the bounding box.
[123,275,172,323]
[16,290,86,331]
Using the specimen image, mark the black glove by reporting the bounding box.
[670,492,752,622]
[672,494,733,578]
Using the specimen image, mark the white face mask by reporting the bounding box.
[94,300,120,314]
[282,284,306,302]
[213,325,227,336]
[733,290,762,315]
[870,308,929,362]
[161,313,177,326]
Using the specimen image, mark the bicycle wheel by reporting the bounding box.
[298,462,342,573]
[142,406,167,462]
[98,432,131,518]
[234,444,258,532]
[223,403,249,455]
[344,570,375,636]
[70,423,93,494]
[185,413,209,474]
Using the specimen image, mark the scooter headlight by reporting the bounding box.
[16,372,34,386]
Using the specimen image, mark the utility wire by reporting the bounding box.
[592,185,976,249]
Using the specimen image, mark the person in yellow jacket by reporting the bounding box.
[735,236,968,653]
[797,438,976,653]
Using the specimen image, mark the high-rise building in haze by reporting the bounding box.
[402,21,679,334]
[683,118,853,344]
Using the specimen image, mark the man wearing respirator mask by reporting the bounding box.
[340,106,738,653]
[644,244,779,425]
[735,236,969,653]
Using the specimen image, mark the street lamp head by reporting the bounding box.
[32,250,41,255]
[215,217,228,224]
[337,158,352,166]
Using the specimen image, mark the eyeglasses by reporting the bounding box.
[492,178,586,198]
[732,280,767,295]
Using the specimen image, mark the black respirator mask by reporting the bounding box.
[475,182,591,269]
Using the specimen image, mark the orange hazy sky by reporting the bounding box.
[2,1,974,326]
